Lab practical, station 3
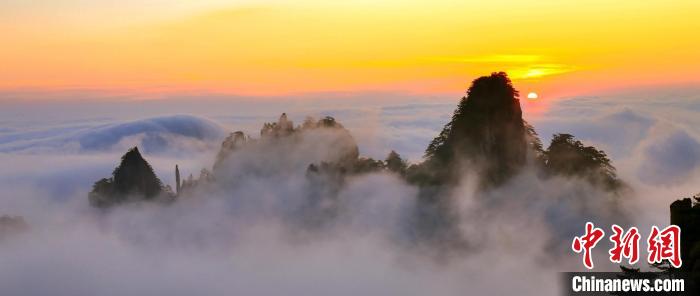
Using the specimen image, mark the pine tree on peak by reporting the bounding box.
[89,146,168,208]
[424,72,528,187]
[112,147,163,198]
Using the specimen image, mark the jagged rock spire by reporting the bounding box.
[175,164,181,195]
[214,131,248,170]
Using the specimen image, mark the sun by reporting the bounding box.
[527,92,539,100]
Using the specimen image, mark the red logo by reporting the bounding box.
[609,225,640,265]
[572,223,681,269]
[572,222,606,269]
[647,225,682,268]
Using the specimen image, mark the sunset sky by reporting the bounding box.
[3,4,700,294]
[1,0,699,98]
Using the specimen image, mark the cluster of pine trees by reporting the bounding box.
[89,147,173,208]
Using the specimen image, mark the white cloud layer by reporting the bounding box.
[1,86,699,295]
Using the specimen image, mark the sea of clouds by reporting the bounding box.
[0,87,699,295]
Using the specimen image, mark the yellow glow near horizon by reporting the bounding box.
[1,0,699,98]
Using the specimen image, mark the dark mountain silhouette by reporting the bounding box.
[670,196,700,282]
[405,73,621,195]
[385,150,408,175]
[399,72,532,249]
[87,72,626,253]
[91,73,621,203]
[543,133,623,191]
[83,73,631,266]
[416,72,530,188]
[402,72,626,251]
[634,196,700,292]
[89,147,173,208]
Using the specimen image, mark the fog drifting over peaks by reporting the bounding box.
[0,115,224,155]
[1,87,699,295]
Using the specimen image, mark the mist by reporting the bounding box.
[1,87,699,295]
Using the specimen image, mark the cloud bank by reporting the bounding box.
[1,87,699,295]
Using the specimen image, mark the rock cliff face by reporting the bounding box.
[213,131,248,170]
[670,198,700,272]
[297,116,359,166]
[212,114,359,174]
[261,112,294,138]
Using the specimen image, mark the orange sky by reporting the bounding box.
[1,0,699,99]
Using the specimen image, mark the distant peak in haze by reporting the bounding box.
[89,146,173,208]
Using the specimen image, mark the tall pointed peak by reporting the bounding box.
[120,146,148,164]
[464,71,519,109]
[424,72,527,187]
[124,146,143,158]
